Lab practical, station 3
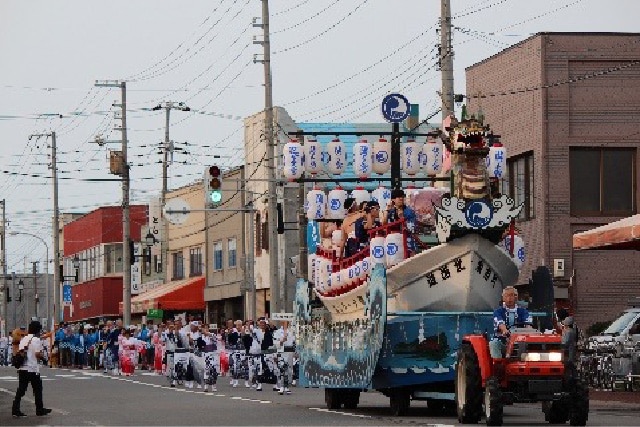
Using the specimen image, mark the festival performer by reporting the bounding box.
[153,325,164,374]
[120,329,137,376]
[227,320,248,388]
[162,322,179,387]
[273,320,296,395]
[186,322,204,389]
[105,321,121,375]
[202,325,219,392]
[249,318,274,391]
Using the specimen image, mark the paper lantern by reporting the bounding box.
[353,139,372,179]
[423,136,444,175]
[503,234,525,270]
[351,186,370,207]
[372,138,391,175]
[385,232,405,267]
[370,236,386,264]
[283,139,303,180]
[331,271,342,292]
[306,187,326,220]
[371,186,392,211]
[327,186,347,219]
[401,139,421,176]
[360,257,371,278]
[487,142,506,179]
[303,138,323,175]
[326,138,347,175]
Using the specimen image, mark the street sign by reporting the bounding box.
[147,308,163,319]
[163,198,190,225]
[381,93,410,123]
[271,312,295,322]
[63,283,72,306]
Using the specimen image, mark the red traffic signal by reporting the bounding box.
[209,165,221,189]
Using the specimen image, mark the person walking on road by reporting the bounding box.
[12,320,52,418]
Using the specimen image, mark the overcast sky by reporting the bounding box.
[1,0,637,272]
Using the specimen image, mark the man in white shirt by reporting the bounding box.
[273,320,296,395]
[12,321,52,418]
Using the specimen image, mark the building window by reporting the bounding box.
[570,148,635,216]
[228,238,237,268]
[503,151,535,221]
[213,241,223,271]
[189,247,203,277]
[172,252,184,280]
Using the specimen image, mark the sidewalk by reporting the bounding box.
[590,389,640,409]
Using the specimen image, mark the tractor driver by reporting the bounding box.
[489,286,533,358]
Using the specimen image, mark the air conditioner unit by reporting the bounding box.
[553,259,565,278]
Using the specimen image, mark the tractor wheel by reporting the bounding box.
[543,401,568,424]
[456,343,483,424]
[389,390,411,416]
[325,389,342,410]
[342,389,360,409]
[484,377,503,426]
[569,381,589,426]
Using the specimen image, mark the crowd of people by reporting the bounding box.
[0,315,299,396]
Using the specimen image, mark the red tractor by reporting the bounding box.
[455,329,589,426]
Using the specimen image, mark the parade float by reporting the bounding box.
[289,109,526,414]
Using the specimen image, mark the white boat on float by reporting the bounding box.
[386,233,519,313]
[391,367,408,374]
[409,365,427,374]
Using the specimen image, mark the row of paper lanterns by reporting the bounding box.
[306,185,393,220]
[309,232,405,294]
[283,137,446,179]
[284,138,507,181]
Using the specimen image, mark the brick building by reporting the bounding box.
[62,205,148,322]
[465,32,640,328]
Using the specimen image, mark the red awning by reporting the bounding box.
[122,277,205,314]
[573,214,640,251]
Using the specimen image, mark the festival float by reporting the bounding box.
[291,111,526,413]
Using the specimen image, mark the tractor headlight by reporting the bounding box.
[521,352,563,362]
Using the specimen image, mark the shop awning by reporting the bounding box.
[573,214,640,251]
[121,277,205,314]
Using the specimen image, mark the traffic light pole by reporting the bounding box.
[52,131,61,329]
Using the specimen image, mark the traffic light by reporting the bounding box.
[206,165,222,205]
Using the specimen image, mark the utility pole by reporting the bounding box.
[255,0,280,314]
[32,262,38,319]
[1,199,7,337]
[51,131,61,328]
[151,101,190,285]
[96,80,130,326]
[440,0,455,120]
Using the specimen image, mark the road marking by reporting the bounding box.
[309,408,372,419]
[0,387,70,415]
[55,374,76,377]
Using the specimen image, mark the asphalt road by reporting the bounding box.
[1,366,639,426]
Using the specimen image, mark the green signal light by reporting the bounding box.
[210,191,222,203]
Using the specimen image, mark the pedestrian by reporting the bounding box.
[12,320,52,418]
[0,333,9,366]
[202,325,219,392]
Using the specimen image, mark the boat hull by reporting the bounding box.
[386,234,519,313]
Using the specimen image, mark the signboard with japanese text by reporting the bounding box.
[131,242,142,295]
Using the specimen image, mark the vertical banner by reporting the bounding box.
[149,196,162,270]
[131,242,142,295]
